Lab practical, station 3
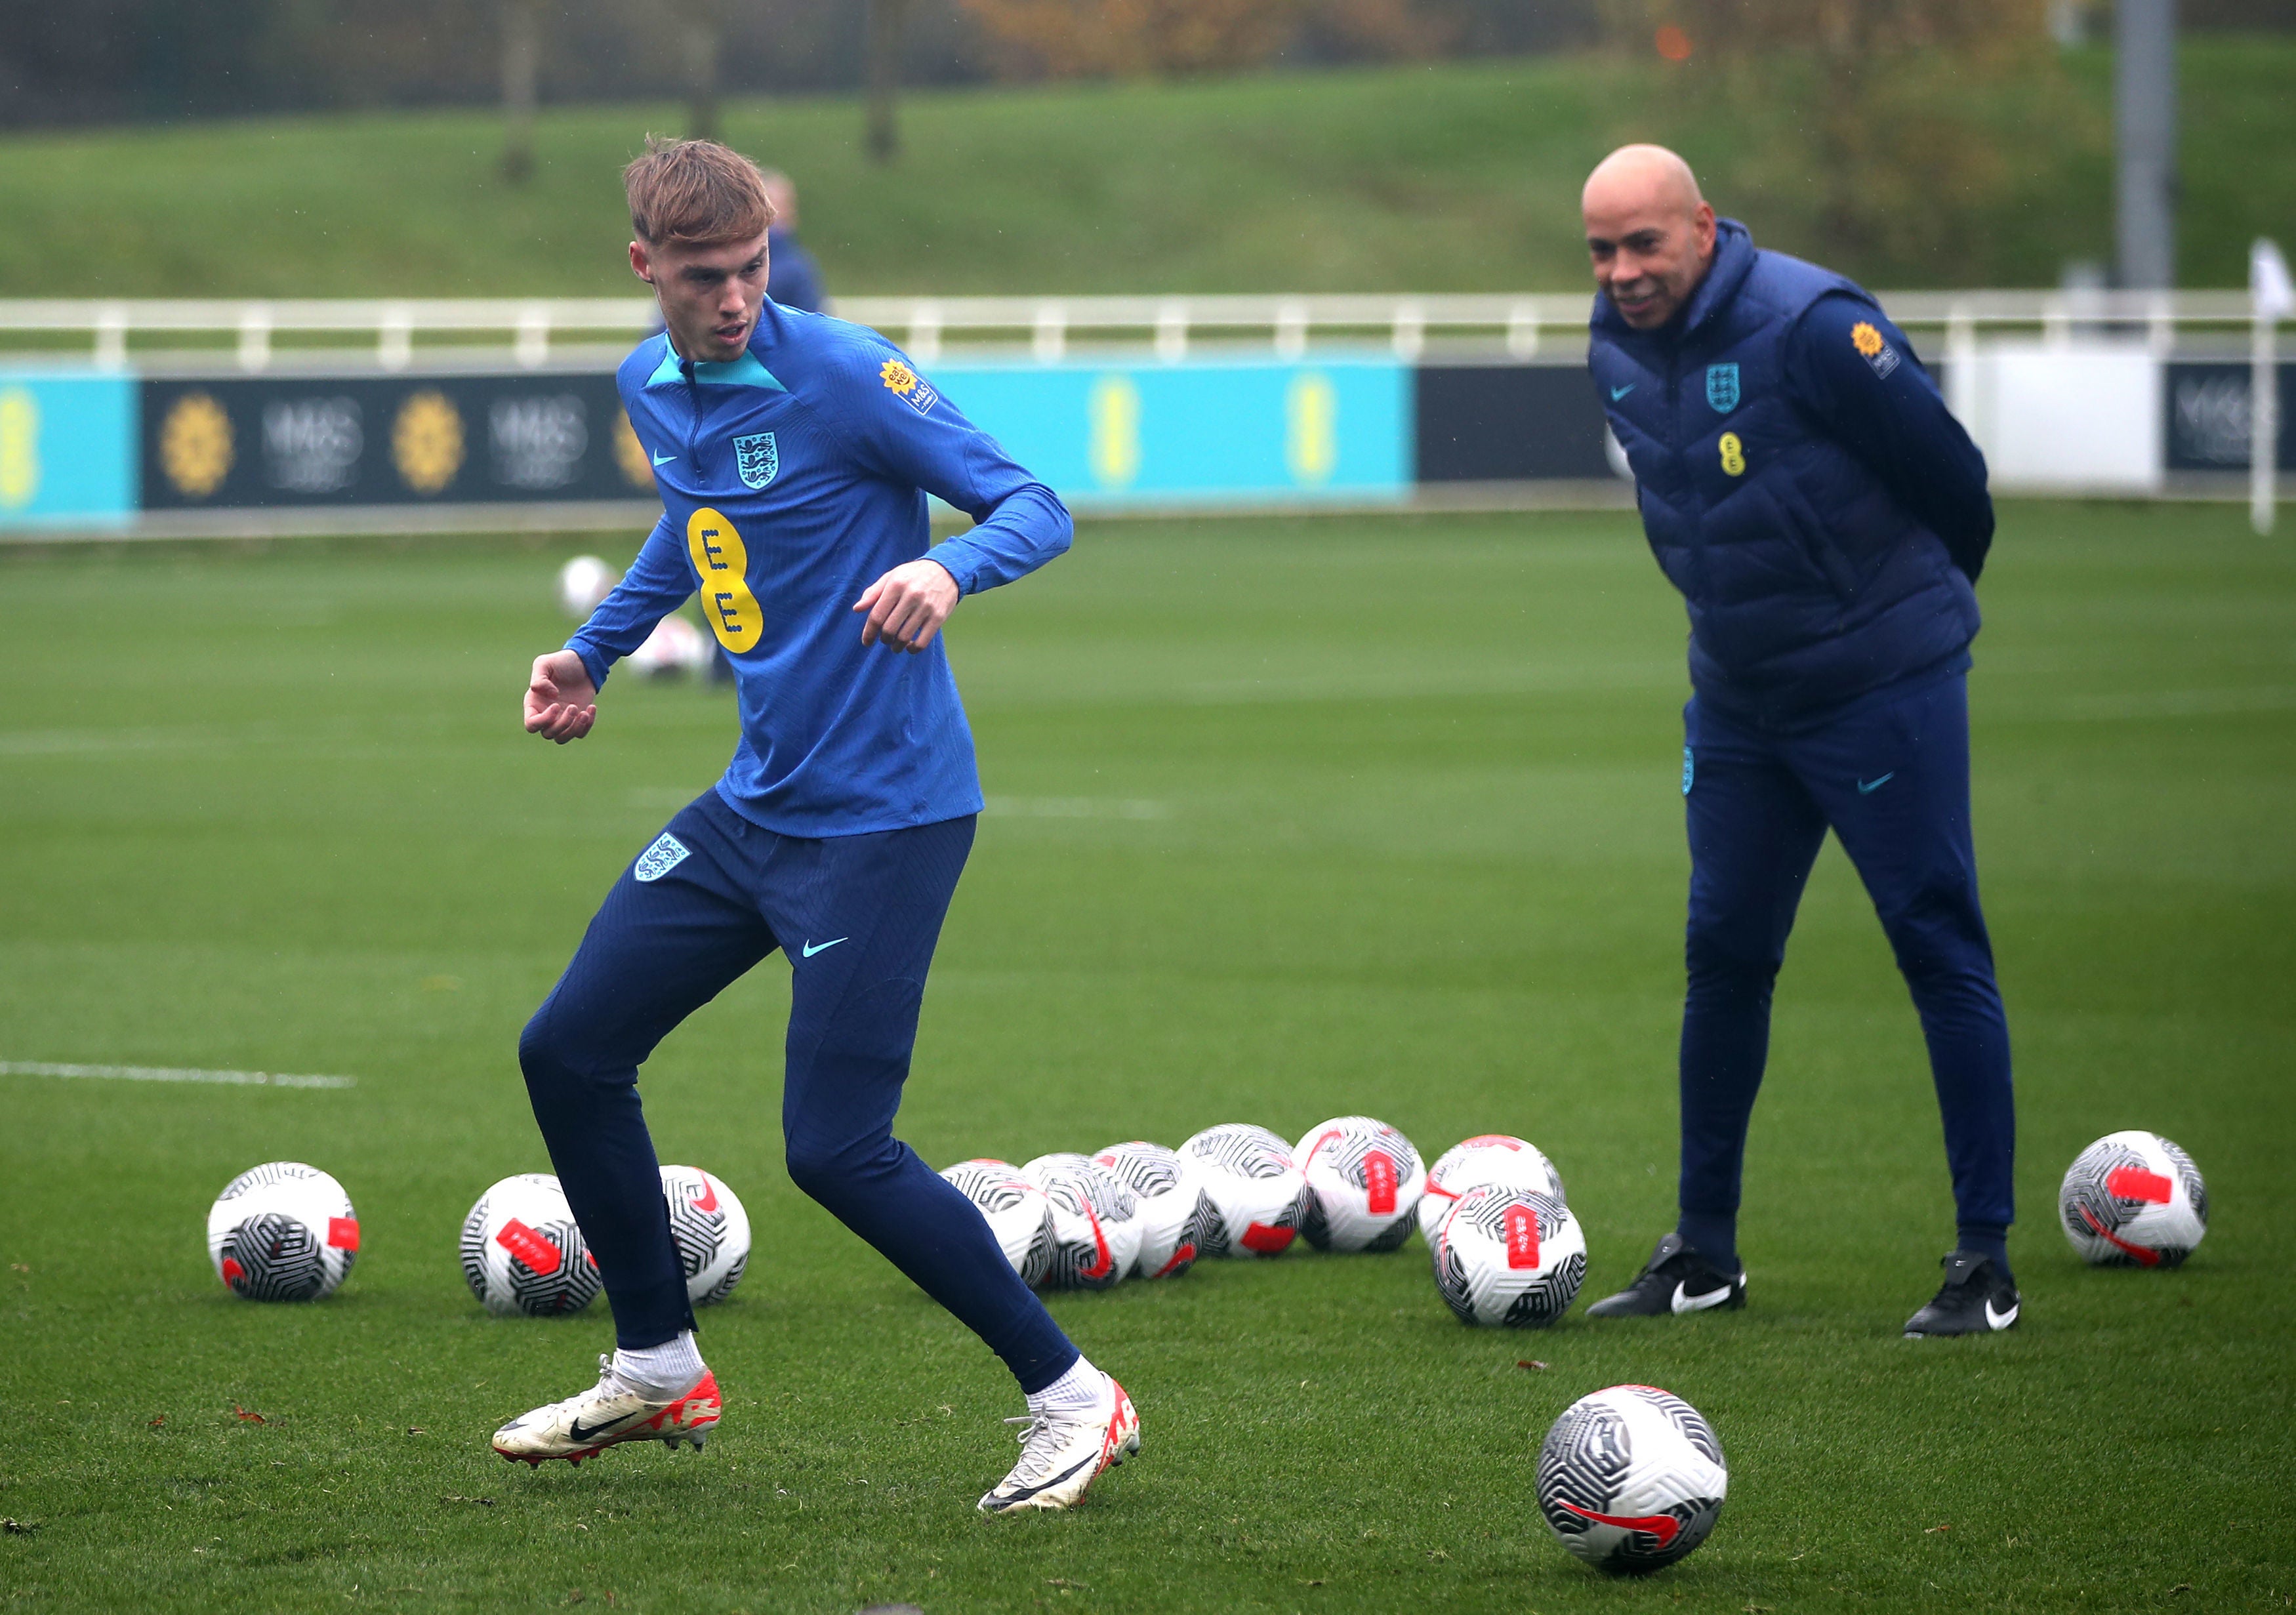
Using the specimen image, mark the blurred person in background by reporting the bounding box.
[1574,144,2018,1339]
[760,169,825,315]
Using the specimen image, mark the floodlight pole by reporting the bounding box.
[2114,0,2177,291]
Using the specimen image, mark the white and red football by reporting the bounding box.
[459,1173,601,1317]
[2059,1130,2208,1267]
[1418,1133,1567,1245]
[1092,1141,1217,1278]
[941,1157,1056,1288]
[1023,1153,1142,1291]
[1177,1124,1310,1259]
[1538,1384,1727,1574]
[659,1164,750,1305]
[1294,1115,1425,1252]
[206,1162,359,1302]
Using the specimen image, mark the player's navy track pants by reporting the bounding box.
[1677,668,2015,1252]
[517,787,1081,1391]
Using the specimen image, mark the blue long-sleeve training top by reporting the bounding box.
[569,300,1073,837]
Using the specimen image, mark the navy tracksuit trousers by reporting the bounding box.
[1677,670,2014,1264]
[516,788,1080,1392]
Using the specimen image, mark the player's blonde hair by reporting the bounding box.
[623,136,777,248]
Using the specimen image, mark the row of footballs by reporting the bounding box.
[205,1163,749,1312]
[949,1119,1586,1328]
[203,1124,2210,1317]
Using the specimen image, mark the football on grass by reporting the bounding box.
[1429,1183,1586,1327]
[1294,1115,1425,1252]
[206,1162,359,1302]
[941,1158,1056,1287]
[460,1172,602,1317]
[1092,1140,1217,1278]
[1023,1153,1143,1291]
[1178,1124,1311,1259]
[1538,1385,1727,1575]
[659,1164,750,1305]
[1418,1133,1568,1245]
[2059,1130,2209,1267]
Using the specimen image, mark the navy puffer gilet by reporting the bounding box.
[1589,220,1978,725]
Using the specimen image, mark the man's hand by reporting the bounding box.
[853,558,960,653]
[524,649,599,744]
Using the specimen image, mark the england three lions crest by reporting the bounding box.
[1705,363,1740,413]
[733,432,778,490]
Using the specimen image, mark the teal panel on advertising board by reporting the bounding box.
[0,373,137,526]
[930,357,1409,505]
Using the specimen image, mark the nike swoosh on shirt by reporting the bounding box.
[801,937,848,958]
[1610,384,1635,400]
[651,452,678,466]
[1857,772,1896,794]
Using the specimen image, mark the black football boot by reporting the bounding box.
[1902,1250,2021,1337]
[1583,1231,1748,1318]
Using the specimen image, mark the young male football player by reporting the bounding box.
[495,137,1139,1511]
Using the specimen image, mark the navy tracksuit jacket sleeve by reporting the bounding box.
[1786,294,1995,583]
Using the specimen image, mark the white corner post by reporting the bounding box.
[2251,239,2292,535]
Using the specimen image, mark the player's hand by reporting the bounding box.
[524,650,599,744]
[853,559,960,653]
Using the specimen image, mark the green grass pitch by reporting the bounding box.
[1,504,2291,1612]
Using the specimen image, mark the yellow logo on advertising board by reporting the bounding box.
[1718,431,1747,476]
[0,389,37,510]
[613,410,655,490]
[392,390,465,495]
[686,506,764,653]
[1286,373,1338,485]
[161,392,234,499]
[1088,375,1140,489]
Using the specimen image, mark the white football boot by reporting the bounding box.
[977,1371,1141,1513]
[491,1354,721,1466]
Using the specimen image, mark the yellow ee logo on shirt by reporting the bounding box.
[1718,432,1747,477]
[686,507,764,653]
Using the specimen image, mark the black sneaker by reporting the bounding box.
[1902,1251,2020,1337]
[1583,1232,1747,1318]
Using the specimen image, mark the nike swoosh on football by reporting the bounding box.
[801,937,848,958]
[1610,384,1635,400]
[565,1410,646,1443]
[1670,1279,1734,1313]
[651,451,678,466]
[1858,771,1896,793]
[1557,1500,1681,1547]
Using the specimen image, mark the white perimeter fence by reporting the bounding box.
[0,289,2284,509]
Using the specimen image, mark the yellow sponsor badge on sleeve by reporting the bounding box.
[686,506,764,653]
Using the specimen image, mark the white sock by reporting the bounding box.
[1026,1355,1103,1414]
[612,1330,705,1397]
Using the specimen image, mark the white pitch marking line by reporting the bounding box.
[0,1061,356,1090]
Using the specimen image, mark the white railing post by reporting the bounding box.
[2146,293,2175,359]
[1506,302,1541,359]
[908,302,942,364]
[1391,300,1425,361]
[1946,304,1979,428]
[1155,300,1188,362]
[1274,300,1309,360]
[93,305,129,369]
[378,306,414,371]
[515,306,550,369]
[1031,302,1066,363]
[236,305,272,371]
